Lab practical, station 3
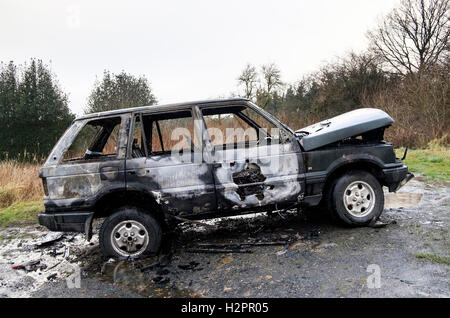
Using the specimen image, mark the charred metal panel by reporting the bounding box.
[76,98,250,121]
[124,107,217,216]
[212,140,305,211]
[125,152,217,216]
[232,163,267,201]
[39,114,130,212]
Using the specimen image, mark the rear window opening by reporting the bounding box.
[62,116,121,162]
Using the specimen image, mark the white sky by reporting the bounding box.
[0,0,399,115]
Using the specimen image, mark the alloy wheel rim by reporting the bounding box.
[343,181,375,217]
[111,220,149,257]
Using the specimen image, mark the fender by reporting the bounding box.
[303,152,387,199]
[325,153,387,177]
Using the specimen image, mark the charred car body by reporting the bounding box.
[38,98,413,258]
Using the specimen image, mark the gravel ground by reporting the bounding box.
[0,176,448,298]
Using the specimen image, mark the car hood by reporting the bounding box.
[295,108,394,151]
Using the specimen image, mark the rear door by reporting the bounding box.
[200,103,305,211]
[125,108,217,217]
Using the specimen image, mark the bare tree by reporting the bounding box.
[261,63,283,94]
[367,0,449,75]
[260,63,283,106]
[237,64,258,100]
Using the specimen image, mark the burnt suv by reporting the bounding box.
[38,98,413,258]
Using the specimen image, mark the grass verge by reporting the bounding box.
[415,252,450,265]
[395,147,449,181]
[0,200,43,228]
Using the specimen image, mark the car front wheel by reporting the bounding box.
[99,206,162,259]
[328,170,384,226]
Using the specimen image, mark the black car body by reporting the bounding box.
[38,98,412,258]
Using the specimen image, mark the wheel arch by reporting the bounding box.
[92,189,168,227]
[323,157,385,198]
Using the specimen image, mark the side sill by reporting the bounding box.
[300,194,322,207]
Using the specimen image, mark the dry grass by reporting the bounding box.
[362,70,449,148]
[0,160,43,209]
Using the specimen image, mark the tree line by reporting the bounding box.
[0,60,74,160]
[0,0,448,160]
[0,63,157,160]
[236,0,449,147]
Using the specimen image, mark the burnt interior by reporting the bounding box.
[63,116,122,162]
[232,163,267,201]
[132,110,195,157]
[202,106,275,149]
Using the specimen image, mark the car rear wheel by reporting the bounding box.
[99,206,162,259]
[328,170,384,226]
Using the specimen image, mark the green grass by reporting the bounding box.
[396,147,450,181]
[415,252,450,265]
[0,200,43,228]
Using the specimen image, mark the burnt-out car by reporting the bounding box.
[38,98,413,258]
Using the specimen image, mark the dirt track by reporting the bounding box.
[0,176,448,298]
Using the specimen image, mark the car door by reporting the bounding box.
[125,108,217,217]
[200,103,305,212]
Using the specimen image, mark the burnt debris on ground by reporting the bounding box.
[0,177,448,298]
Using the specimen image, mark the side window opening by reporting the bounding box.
[150,111,197,155]
[150,120,164,153]
[62,116,122,162]
[131,110,197,158]
[240,107,280,139]
[201,106,280,149]
[131,116,147,158]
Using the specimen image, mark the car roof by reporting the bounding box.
[75,98,249,121]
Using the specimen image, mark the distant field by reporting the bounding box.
[0,146,448,228]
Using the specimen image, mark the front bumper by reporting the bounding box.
[38,211,94,235]
[382,165,414,192]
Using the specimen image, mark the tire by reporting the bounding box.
[325,177,340,222]
[99,206,162,259]
[328,170,384,226]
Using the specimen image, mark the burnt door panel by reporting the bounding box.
[212,140,305,211]
[126,153,216,216]
[125,110,217,217]
[45,159,126,211]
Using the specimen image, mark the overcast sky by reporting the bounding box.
[0,0,399,115]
